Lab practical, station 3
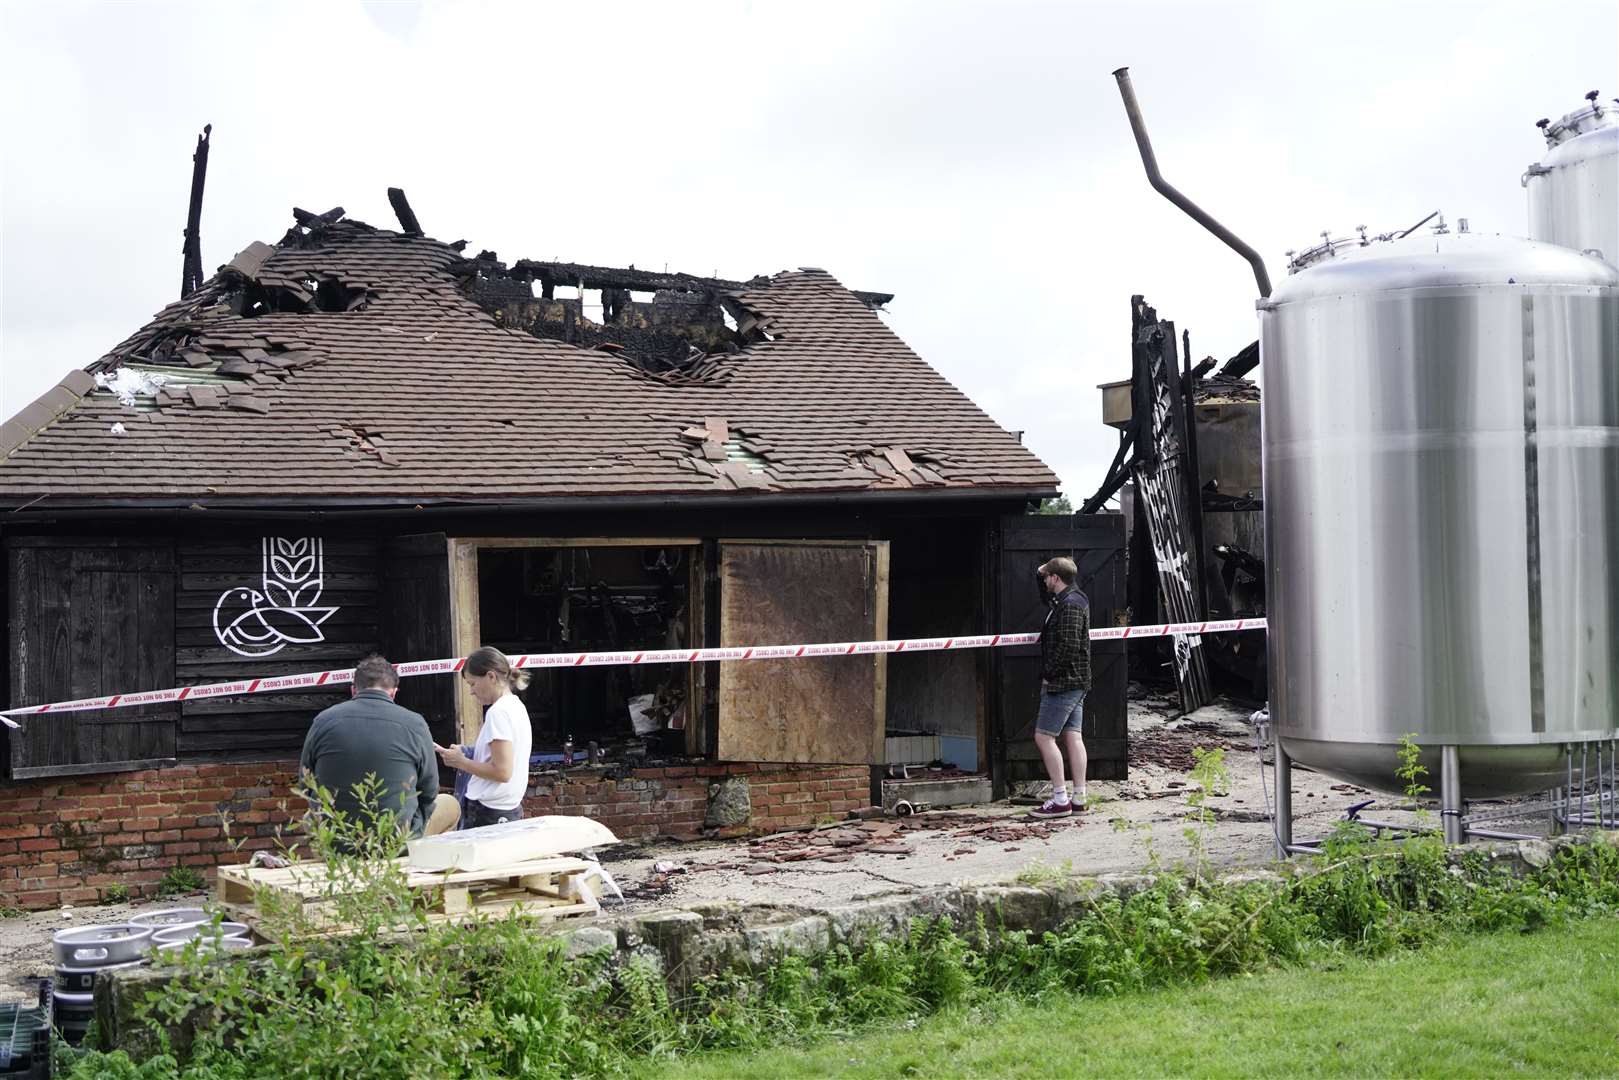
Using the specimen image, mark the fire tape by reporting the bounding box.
[0,617,1266,728]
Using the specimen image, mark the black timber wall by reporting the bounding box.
[3,500,1059,779]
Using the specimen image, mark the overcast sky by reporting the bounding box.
[2,0,1614,498]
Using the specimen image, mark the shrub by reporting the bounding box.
[60,773,1619,1080]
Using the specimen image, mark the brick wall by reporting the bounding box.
[0,762,302,911]
[524,763,872,840]
[1,760,872,910]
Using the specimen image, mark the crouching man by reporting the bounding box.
[299,654,460,837]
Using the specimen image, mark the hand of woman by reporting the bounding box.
[434,743,469,770]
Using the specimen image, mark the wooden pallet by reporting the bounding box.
[216,855,601,935]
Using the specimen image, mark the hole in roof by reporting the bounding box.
[234,274,373,317]
[724,440,769,473]
[582,289,605,325]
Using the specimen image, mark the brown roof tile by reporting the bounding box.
[0,216,1058,507]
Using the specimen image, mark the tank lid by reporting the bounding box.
[1536,91,1618,147]
[1265,230,1619,306]
[1285,212,1450,274]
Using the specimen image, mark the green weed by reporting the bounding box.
[156,866,207,898]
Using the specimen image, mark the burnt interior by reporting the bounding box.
[453,254,893,381]
[476,545,692,755]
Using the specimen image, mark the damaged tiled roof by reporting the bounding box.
[0,215,1059,507]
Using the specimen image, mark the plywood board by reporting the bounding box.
[448,539,482,744]
[716,540,888,764]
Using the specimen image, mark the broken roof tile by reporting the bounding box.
[225,241,276,281]
[0,216,1057,505]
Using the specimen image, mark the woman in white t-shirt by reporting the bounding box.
[434,646,533,828]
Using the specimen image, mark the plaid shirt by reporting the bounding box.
[1039,587,1091,692]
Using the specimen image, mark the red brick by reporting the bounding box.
[0,825,41,840]
[164,842,201,855]
[19,838,59,852]
[143,830,183,842]
[179,854,216,867]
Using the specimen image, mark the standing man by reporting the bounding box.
[299,654,459,837]
[1030,557,1091,818]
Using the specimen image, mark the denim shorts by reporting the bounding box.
[1035,688,1086,737]
[465,800,524,829]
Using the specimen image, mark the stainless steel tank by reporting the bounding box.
[1260,228,1619,797]
[1525,92,1618,267]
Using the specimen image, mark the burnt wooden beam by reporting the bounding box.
[1218,340,1259,379]
[180,124,211,299]
[387,187,423,235]
[511,258,894,310]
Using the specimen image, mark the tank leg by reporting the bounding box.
[1274,740,1293,856]
[1440,744,1464,844]
[1548,787,1565,836]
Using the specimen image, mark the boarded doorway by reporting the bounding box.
[716,540,889,764]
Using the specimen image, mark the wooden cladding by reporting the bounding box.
[3,533,386,775]
[175,536,380,755]
[7,537,177,777]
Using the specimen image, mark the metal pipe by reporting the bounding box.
[1396,209,1441,239]
[1441,745,1464,844]
[1465,828,1541,841]
[1548,786,1564,835]
[1274,739,1293,855]
[1351,817,1437,837]
[1579,742,1589,832]
[1111,67,1273,299]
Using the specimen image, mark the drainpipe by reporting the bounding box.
[1111,67,1272,300]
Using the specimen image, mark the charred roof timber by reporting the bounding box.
[455,255,894,381]
[180,124,212,299]
[387,187,423,236]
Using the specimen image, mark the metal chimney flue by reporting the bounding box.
[1112,67,1272,299]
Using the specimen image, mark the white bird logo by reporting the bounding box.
[212,537,339,658]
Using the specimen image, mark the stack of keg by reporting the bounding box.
[50,909,253,1044]
[50,924,152,1045]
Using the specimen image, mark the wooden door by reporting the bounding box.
[381,533,458,749]
[993,515,1127,786]
[8,537,177,777]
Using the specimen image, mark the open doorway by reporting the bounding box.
[463,540,700,758]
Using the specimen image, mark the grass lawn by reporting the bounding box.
[655,917,1619,1079]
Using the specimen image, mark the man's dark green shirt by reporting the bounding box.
[299,688,438,835]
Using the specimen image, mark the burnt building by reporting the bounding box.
[0,207,1125,908]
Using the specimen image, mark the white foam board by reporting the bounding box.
[406,815,620,872]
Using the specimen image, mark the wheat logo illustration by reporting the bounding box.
[212,537,340,658]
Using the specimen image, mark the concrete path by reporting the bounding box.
[0,689,1412,1003]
